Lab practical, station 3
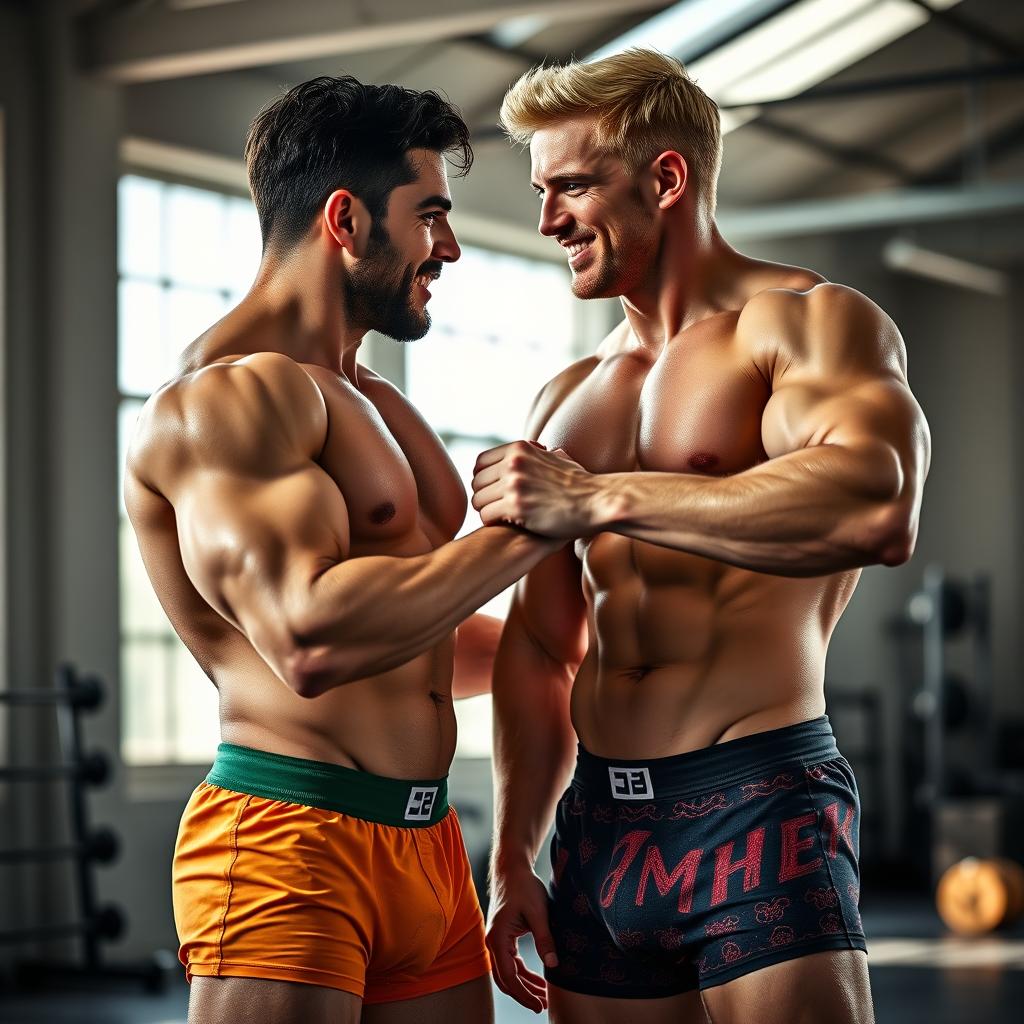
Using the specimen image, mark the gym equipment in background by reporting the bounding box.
[0,664,174,992]
[936,857,1024,935]
[897,567,1024,887]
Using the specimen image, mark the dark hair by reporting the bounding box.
[245,76,473,251]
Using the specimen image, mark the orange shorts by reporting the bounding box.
[172,743,490,1004]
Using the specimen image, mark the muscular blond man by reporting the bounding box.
[124,77,559,1024]
[475,51,930,1024]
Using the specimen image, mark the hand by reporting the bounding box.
[472,440,598,538]
[486,866,559,1013]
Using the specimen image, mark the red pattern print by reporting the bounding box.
[579,836,597,865]
[741,773,798,800]
[721,941,743,962]
[769,926,796,947]
[563,930,589,953]
[804,886,839,910]
[806,765,828,781]
[567,793,587,816]
[618,804,664,823]
[705,915,741,937]
[655,926,685,950]
[754,896,790,923]
[819,913,843,935]
[617,928,645,949]
[592,805,615,823]
[847,883,860,905]
[669,793,730,819]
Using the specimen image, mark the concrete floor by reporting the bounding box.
[1,897,1022,1023]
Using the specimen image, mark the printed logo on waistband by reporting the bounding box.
[405,786,439,821]
[608,766,654,800]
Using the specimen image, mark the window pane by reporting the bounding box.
[164,285,229,365]
[122,637,172,766]
[118,176,162,280]
[120,518,171,635]
[407,246,575,439]
[171,647,220,764]
[118,399,144,516]
[118,279,165,395]
[118,173,260,766]
[165,184,228,288]
[407,247,577,760]
[225,198,262,296]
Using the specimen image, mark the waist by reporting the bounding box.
[571,715,839,800]
[206,742,450,827]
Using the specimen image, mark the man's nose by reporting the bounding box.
[433,219,461,263]
[538,194,571,238]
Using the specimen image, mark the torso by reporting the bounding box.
[538,268,860,758]
[128,333,468,778]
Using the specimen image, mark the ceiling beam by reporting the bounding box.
[77,0,670,83]
[718,180,1024,240]
[904,0,1024,61]
[916,110,1024,185]
[754,114,913,183]
[718,59,1024,111]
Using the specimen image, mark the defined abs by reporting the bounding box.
[583,533,723,667]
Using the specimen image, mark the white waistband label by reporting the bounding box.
[608,766,654,800]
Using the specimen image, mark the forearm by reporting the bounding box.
[591,441,910,576]
[287,528,559,695]
[491,615,579,875]
[451,613,503,699]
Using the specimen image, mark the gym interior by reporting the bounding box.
[1,1,1023,1021]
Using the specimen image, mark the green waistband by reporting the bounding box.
[206,743,449,828]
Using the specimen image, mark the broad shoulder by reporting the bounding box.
[128,352,327,492]
[525,355,601,438]
[523,317,630,436]
[738,281,907,382]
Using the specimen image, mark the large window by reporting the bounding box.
[118,172,579,765]
[405,247,577,756]
[118,174,261,765]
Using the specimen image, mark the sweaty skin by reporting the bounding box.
[124,150,557,784]
[478,116,930,1021]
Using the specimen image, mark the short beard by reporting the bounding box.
[345,225,430,342]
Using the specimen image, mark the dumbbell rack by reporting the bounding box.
[0,664,171,992]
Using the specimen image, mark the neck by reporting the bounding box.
[247,240,367,380]
[620,207,738,350]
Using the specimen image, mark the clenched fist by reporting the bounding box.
[472,440,599,538]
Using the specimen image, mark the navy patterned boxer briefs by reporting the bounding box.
[545,716,866,997]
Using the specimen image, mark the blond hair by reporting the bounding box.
[500,48,722,210]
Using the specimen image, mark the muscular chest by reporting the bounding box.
[540,331,769,478]
[317,376,466,551]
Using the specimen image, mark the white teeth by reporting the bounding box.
[566,240,592,258]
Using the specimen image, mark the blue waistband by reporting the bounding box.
[573,716,839,799]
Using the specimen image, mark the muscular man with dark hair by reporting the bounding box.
[126,76,549,1024]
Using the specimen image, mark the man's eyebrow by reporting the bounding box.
[415,194,452,212]
[530,173,594,190]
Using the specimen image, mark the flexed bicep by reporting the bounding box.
[126,352,347,688]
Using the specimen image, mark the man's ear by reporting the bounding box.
[649,151,688,210]
[323,189,373,257]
